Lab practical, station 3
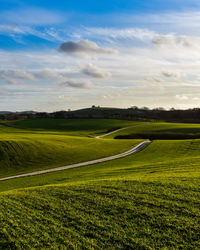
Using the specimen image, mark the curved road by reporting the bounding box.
[0,141,150,181]
[95,123,151,138]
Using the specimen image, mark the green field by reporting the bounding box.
[1,118,200,248]
[105,122,200,138]
[1,179,200,249]
[2,118,142,136]
[0,123,140,178]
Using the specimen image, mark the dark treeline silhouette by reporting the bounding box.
[2,106,200,123]
[115,132,200,140]
[49,106,200,123]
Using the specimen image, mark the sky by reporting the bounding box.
[1,0,200,111]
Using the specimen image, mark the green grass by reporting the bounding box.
[106,121,200,138]
[0,124,139,178]
[1,179,200,249]
[2,119,200,248]
[3,118,143,136]
[1,139,200,192]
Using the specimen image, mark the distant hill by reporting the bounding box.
[0,111,37,115]
[50,106,200,123]
[16,111,38,114]
[0,111,12,115]
[2,106,200,123]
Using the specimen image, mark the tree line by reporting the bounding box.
[2,106,200,123]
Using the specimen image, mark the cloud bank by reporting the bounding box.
[2,7,200,110]
[0,70,36,84]
[152,35,194,48]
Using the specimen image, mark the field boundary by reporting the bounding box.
[95,123,152,138]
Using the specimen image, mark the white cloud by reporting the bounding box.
[58,40,117,57]
[162,71,181,79]
[0,23,65,42]
[105,11,200,34]
[192,97,200,101]
[0,69,78,85]
[0,70,36,84]
[72,27,157,41]
[60,79,92,89]
[175,94,189,100]
[152,35,194,48]
[81,63,111,78]
[146,76,164,83]
[3,9,200,111]
[58,95,80,101]
[33,70,61,80]
[0,90,15,98]
[0,7,66,43]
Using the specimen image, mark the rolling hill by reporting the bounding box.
[1,118,200,248]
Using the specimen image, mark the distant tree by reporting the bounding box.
[153,107,165,111]
[37,112,49,118]
[52,111,67,118]
[141,106,150,111]
[130,106,139,110]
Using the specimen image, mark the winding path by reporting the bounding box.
[0,141,150,181]
[95,123,151,138]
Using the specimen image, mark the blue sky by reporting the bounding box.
[1,0,200,111]
[1,0,199,14]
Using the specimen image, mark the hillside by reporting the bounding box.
[0,123,140,179]
[3,118,141,135]
[1,179,200,249]
[1,119,200,248]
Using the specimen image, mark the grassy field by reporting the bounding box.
[0,124,139,178]
[1,179,200,249]
[1,139,200,192]
[1,119,200,248]
[105,121,200,138]
[2,118,142,136]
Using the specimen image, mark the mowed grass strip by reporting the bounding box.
[1,180,200,249]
